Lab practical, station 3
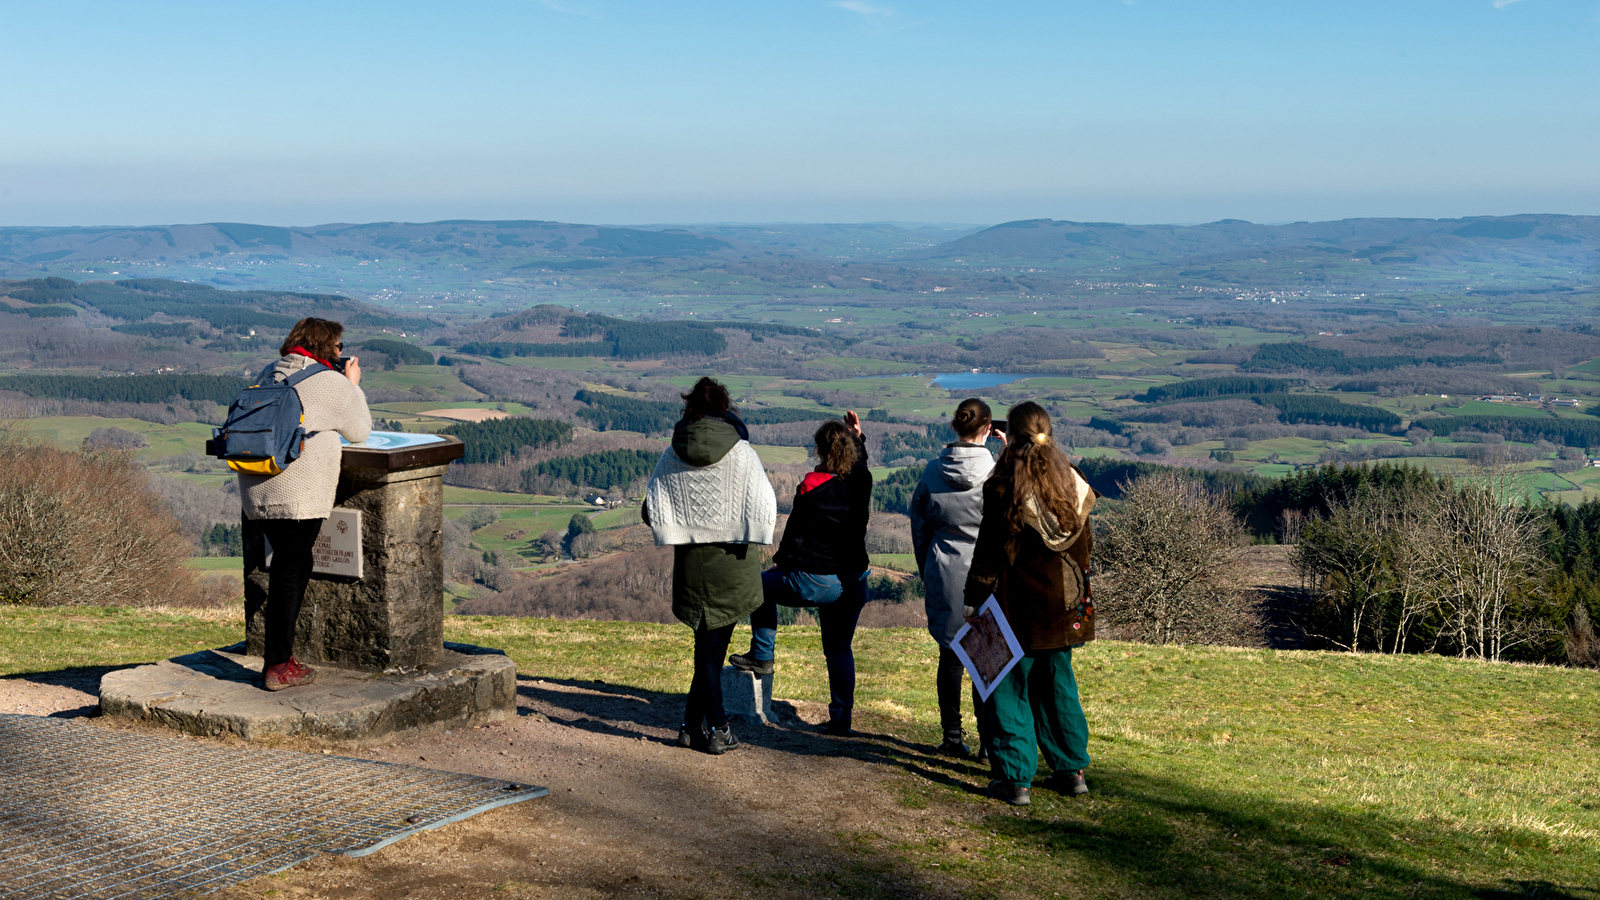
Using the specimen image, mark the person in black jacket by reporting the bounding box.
[730,411,872,735]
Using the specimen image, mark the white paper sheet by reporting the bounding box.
[949,595,1025,701]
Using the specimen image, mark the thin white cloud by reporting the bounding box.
[1493,0,1529,8]
[834,1,893,15]
[537,0,586,14]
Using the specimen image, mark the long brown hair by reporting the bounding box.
[813,419,859,475]
[280,317,343,361]
[993,401,1076,536]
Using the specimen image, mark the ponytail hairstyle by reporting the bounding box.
[995,401,1076,537]
[680,376,734,421]
[950,398,992,442]
[813,419,859,476]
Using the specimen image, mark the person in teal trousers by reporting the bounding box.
[962,401,1100,807]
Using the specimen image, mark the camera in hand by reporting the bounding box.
[333,356,352,373]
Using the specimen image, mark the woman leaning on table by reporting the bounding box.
[642,377,777,755]
[239,317,371,692]
[963,401,1099,807]
[908,398,1002,760]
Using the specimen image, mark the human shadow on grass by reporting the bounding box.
[982,766,1600,900]
[515,675,995,797]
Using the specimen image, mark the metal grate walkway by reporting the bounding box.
[0,713,546,900]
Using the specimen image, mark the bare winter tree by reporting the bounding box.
[864,513,914,554]
[83,427,148,452]
[1294,464,1554,660]
[1293,483,1445,653]
[0,432,196,607]
[1424,466,1550,661]
[1092,469,1256,645]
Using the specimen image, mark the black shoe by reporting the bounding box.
[987,779,1031,807]
[975,744,990,765]
[1044,770,1089,796]
[824,719,852,737]
[676,724,705,749]
[728,653,774,676]
[935,737,972,758]
[706,725,740,755]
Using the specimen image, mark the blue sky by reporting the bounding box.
[0,0,1594,226]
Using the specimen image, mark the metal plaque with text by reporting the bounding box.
[263,509,363,579]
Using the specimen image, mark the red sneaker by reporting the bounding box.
[263,656,316,691]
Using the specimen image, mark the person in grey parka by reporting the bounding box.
[909,398,1002,758]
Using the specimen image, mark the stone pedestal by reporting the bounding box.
[721,666,776,726]
[243,438,463,672]
[103,433,524,744]
[100,642,517,745]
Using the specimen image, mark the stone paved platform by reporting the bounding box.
[0,712,544,900]
[100,642,516,744]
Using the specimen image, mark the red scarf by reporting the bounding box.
[287,346,337,370]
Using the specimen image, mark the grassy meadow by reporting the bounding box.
[5,605,1598,898]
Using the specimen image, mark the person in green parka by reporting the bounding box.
[964,401,1100,806]
[643,377,778,755]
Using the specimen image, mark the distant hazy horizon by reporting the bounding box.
[3,1,1595,227]
[5,211,1596,234]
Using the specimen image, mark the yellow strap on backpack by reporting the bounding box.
[228,458,283,476]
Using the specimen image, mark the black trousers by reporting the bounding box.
[258,518,323,668]
[684,623,736,731]
[938,646,991,750]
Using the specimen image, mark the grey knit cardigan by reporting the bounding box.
[237,355,372,521]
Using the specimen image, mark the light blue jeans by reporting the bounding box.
[749,568,869,725]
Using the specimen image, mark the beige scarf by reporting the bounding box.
[1009,466,1095,562]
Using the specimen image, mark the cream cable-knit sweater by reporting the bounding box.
[238,355,372,521]
[645,442,776,546]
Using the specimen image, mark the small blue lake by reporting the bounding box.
[930,372,1026,391]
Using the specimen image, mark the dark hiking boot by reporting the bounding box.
[728,653,774,676]
[705,725,740,755]
[975,744,990,765]
[935,737,972,758]
[1044,770,1089,796]
[676,724,706,750]
[987,780,1031,807]
[263,657,315,692]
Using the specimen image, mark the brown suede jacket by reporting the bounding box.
[963,463,1098,652]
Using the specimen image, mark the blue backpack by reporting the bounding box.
[212,364,329,476]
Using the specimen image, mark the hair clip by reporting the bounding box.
[1030,432,1050,445]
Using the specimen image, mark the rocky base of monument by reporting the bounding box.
[721,666,778,726]
[100,642,516,745]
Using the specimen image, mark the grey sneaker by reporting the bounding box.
[1044,770,1089,796]
[706,725,740,755]
[987,779,1031,807]
[728,653,774,676]
[676,724,705,750]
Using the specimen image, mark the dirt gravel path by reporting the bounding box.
[1,671,1007,900]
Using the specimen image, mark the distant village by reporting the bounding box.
[1477,393,1582,409]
